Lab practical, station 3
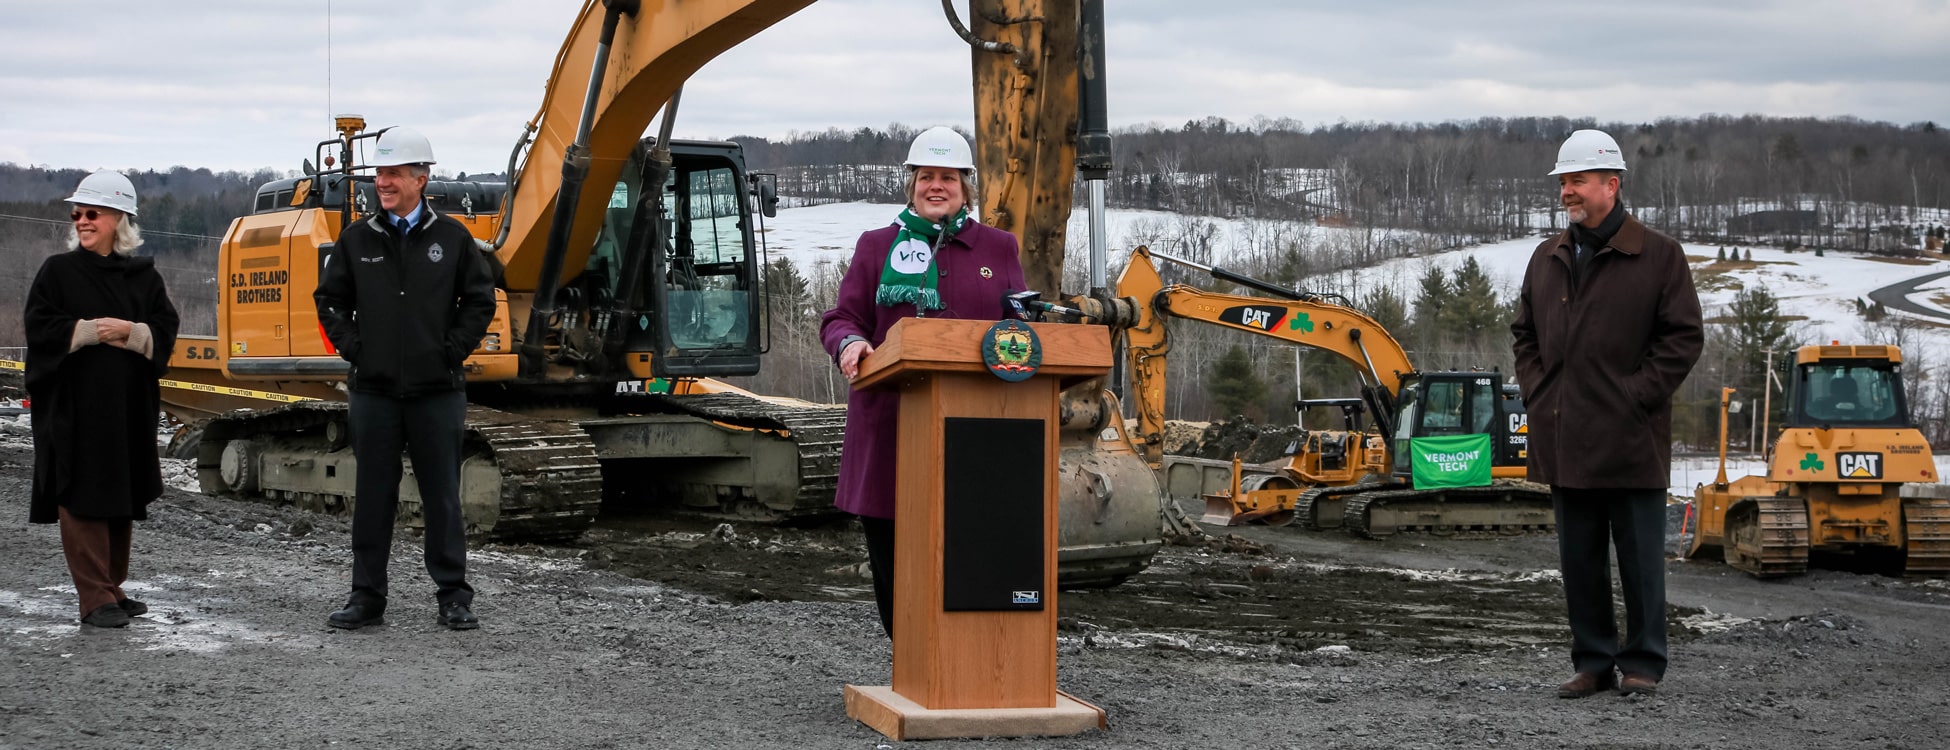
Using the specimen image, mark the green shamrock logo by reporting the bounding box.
[1799,452,1825,472]
[1288,313,1315,334]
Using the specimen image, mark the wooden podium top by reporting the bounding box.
[853,318,1111,391]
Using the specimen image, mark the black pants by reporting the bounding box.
[860,515,895,638]
[1553,486,1667,680]
[348,390,473,607]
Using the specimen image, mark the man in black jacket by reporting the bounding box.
[315,126,497,631]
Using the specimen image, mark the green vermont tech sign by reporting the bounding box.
[1408,434,1494,489]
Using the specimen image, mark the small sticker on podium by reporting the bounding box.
[981,319,1042,382]
[1011,590,1042,605]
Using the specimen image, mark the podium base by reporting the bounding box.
[843,685,1107,741]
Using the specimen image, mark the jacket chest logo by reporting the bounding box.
[427,242,445,263]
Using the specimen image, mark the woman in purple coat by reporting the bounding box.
[819,127,1026,637]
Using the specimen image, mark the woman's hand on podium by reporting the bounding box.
[840,339,875,381]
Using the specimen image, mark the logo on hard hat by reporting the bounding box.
[929,147,951,155]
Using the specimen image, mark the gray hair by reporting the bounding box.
[64,210,144,256]
[903,168,979,213]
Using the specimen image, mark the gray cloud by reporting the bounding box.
[1,0,1944,173]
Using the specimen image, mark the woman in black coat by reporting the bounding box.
[24,170,179,628]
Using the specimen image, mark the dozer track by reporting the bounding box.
[194,401,603,543]
[1902,496,1950,576]
[1723,496,1810,577]
[1291,480,1386,530]
[1341,480,1555,540]
[624,392,847,520]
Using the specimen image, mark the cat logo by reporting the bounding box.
[1837,451,1884,479]
[1218,304,1287,331]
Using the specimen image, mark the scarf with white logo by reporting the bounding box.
[875,206,968,311]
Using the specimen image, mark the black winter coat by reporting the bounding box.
[1512,214,1703,489]
[25,249,179,523]
[314,208,496,397]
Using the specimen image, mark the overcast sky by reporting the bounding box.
[3,0,1945,174]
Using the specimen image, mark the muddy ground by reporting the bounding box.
[6,441,1950,748]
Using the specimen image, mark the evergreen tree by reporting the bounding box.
[1726,284,1793,424]
[1360,285,1410,334]
[1409,265,1451,353]
[1207,345,1266,419]
[1444,257,1504,339]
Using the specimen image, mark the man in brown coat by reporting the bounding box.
[1512,129,1703,699]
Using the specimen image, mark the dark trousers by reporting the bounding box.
[1553,486,1668,680]
[58,507,130,618]
[859,515,895,638]
[348,389,473,607]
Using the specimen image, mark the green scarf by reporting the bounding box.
[876,206,968,310]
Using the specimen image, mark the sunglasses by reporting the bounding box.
[70,209,103,222]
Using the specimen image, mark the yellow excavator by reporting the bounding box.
[1061,246,1553,539]
[1687,344,1950,577]
[156,0,1166,587]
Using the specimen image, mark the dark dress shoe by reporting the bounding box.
[439,601,479,630]
[1556,670,1616,699]
[1619,673,1660,696]
[118,598,149,617]
[81,603,131,628]
[327,602,385,630]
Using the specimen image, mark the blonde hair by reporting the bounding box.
[65,209,143,256]
[903,168,980,214]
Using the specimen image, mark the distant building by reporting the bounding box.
[1727,209,1819,235]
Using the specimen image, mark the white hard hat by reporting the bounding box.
[371,126,437,167]
[1548,129,1627,176]
[904,126,975,171]
[67,169,139,217]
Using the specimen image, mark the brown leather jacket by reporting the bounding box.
[1511,214,1703,489]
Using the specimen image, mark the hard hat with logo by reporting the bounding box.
[371,126,437,167]
[66,169,139,216]
[1548,129,1627,176]
[903,126,976,172]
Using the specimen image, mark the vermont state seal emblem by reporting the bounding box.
[981,319,1042,382]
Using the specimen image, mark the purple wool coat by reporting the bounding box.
[818,219,1027,519]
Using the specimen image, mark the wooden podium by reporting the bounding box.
[842,317,1111,741]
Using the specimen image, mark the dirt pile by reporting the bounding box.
[1195,418,1303,463]
[1161,420,1207,455]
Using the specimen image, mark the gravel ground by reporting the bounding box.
[5,438,1950,749]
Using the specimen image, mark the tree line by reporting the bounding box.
[4,114,1946,452]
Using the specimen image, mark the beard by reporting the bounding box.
[1566,203,1588,225]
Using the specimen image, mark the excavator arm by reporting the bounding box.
[497,0,813,286]
[1088,245,1416,467]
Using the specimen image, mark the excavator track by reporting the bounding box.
[1901,496,1950,576]
[194,401,603,543]
[1723,496,1810,578]
[1341,480,1555,540]
[1291,480,1392,530]
[625,392,847,520]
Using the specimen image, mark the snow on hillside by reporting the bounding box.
[758,201,1429,276]
[761,202,1950,358]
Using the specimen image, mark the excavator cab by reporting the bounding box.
[600,139,764,378]
[1387,372,1527,480]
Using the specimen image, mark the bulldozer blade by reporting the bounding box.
[1201,494,1246,526]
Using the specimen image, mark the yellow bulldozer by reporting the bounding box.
[154,0,1167,587]
[1688,344,1950,577]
